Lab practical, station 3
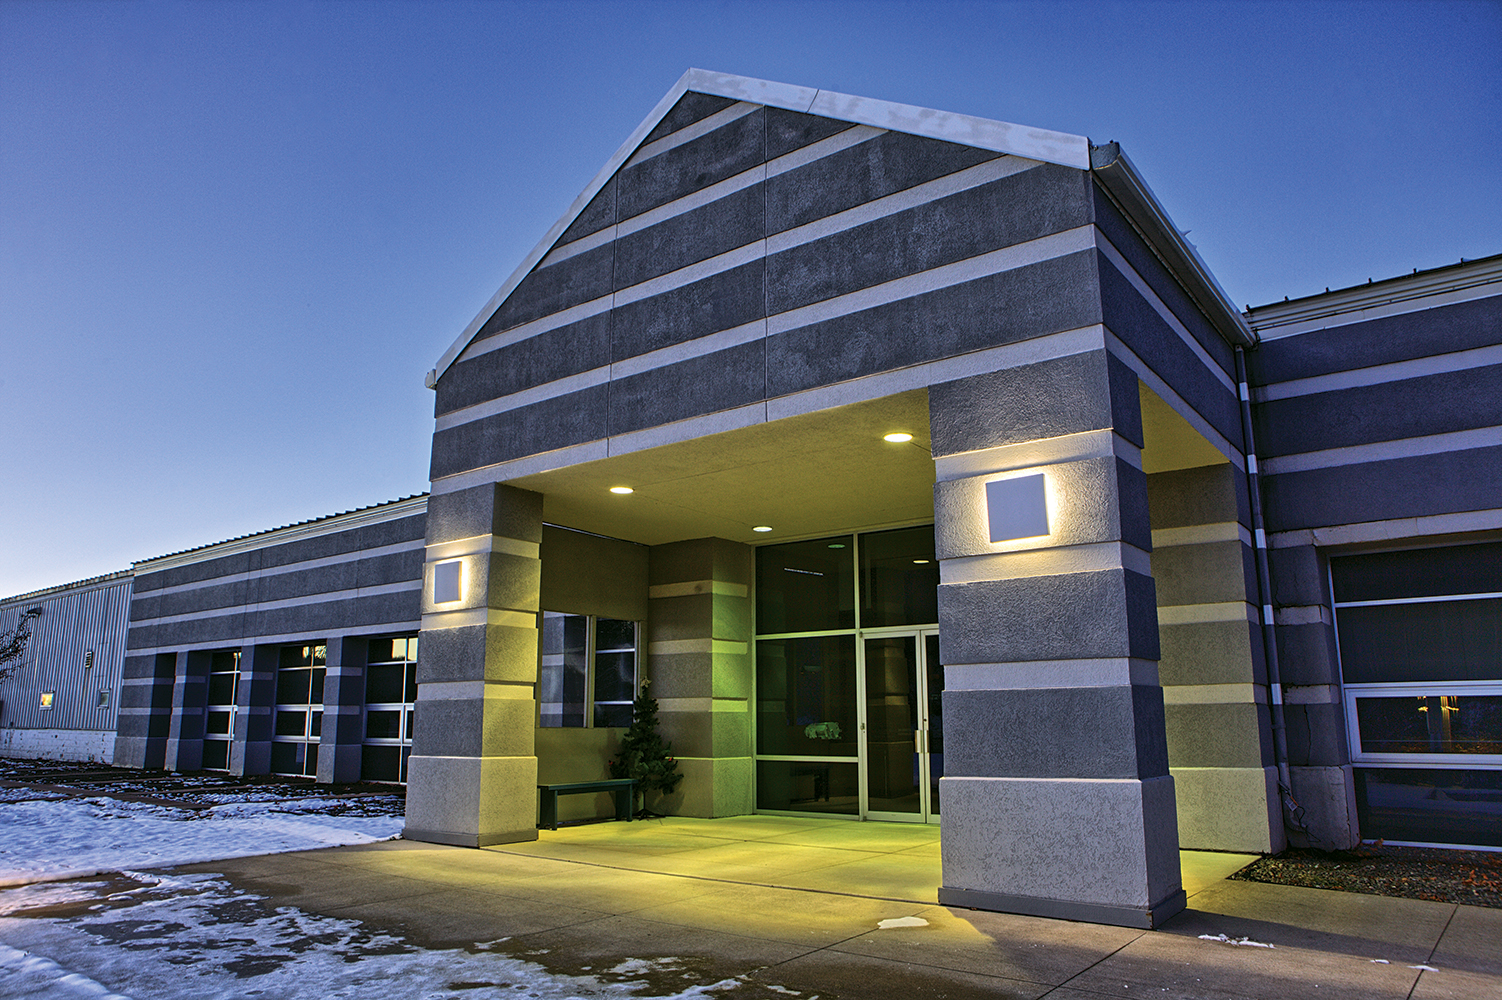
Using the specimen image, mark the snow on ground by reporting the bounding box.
[0,795,404,887]
[0,872,773,1000]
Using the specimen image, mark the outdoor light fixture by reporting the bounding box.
[985,473,1050,542]
[883,432,914,443]
[912,558,930,564]
[609,486,634,494]
[432,560,462,604]
[753,525,773,533]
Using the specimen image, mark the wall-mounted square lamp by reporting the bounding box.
[985,473,1050,543]
[432,560,463,604]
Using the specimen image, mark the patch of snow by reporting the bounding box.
[0,873,770,999]
[1371,958,1390,963]
[1408,964,1439,972]
[1198,933,1275,948]
[0,796,402,888]
[876,916,929,929]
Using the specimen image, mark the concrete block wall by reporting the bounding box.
[405,483,543,847]
[646,537,754,818]
[1147,463,1282,853]
[1247,267,1502,850]
[0,728,116,763]
[931,347,1184,929]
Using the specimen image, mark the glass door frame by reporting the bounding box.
[858,625,941,824]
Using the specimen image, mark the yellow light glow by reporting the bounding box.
[609,486,634,494]
[912,558,930,564]
[752,525,773,532]
[883,432,914,443]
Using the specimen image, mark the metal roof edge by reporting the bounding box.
[132,494,431,574]
[1246,253,1502,332]
[1,568,135,608]
[1090,143,1255,349]
[428,69,1094,384]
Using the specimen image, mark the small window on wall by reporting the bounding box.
[39,692,54,710]
[538,613,638,728]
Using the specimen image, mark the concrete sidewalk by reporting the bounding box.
[178,816,1501,999]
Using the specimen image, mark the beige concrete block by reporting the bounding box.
[404,754,538,847]
[1171,765,1284,854]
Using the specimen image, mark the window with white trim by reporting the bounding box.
[538,613,638,728]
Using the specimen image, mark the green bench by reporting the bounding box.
[537,778,638,831]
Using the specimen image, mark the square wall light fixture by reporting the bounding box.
[433,560,463,604]
[985,473,1050,543]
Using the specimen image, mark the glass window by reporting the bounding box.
[362,634,418,784]
[1355,767,1502,848]
[859,525,939,628]
[755,536,855,634]
[755,760,859,815]
[1337,599,1502,685]
[1352,693,1502,757]
[538,613,638,728]
[1332,541,1502,603]
[272,641,326,778]
[203,649,240,772]
[755,636,858,757]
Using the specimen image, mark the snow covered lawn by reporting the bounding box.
[0,793,404,887]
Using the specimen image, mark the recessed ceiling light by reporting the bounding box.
[883,432,914,443]
[609,486,634,495]
[828,543,846,549]
[912,558,931,564]
[752,525,773,532]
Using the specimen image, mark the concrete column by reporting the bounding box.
[404,483,543,847]
[231,644,276,776]
[1267,542,1359,849]
[931,348,1183,930]
[1148,463,1283,853]
[113,652,177,769]
[317,636,367,784]
[646,538,754,818]
[165,650,209,772]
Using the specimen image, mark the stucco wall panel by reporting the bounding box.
[607,339,767,435]
[619,107,766,219]
[610,259,765,361]
[438,312,612,416]
[430,382,610,479]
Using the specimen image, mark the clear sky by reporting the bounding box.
[2,0,1498,598]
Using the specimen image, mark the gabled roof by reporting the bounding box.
[429,69,1249,384]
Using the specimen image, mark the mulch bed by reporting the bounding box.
[1231,845,1502,909]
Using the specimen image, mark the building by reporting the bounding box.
[2,71,1497,930]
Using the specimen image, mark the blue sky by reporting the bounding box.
[2,0,1498,597]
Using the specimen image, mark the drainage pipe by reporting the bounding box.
[1234,344,1311,846]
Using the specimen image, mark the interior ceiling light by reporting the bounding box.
[883,432,914,443]
[752,525,773,532]
[912,558,931,564]
[609,486,634,494]
[828,543,846,549]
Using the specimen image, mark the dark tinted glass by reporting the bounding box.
[368,637,403,663]
[594,702,634,728]
[201,739,230,770]
[1337,599,1502,683]
[276,669,310,705]
[1355,767,1502,848]
[593,651,636,705]
[362,745,400,783]
[539,612,588,727]
[206,711,232,736]
[1355,695,1502,755]
[859,525,939,627]
[207,673,237,706]
[310,668,325,705]
[365,664,405,704]
[275,710,307,737]
[755,760,859,815]
[1332,542,1502,602]
[209,650,239,672]
[596,618,636,651]
[279,645,311,669]
[367,709,402,740]
[756,536,855,634]
[755,636,857,756]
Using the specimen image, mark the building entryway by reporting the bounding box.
[862,630,941,822]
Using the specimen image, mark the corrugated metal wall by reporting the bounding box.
[1,574,133,731]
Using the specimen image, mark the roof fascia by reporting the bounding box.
[429,69,1094,383]
[1,569,134,608]
[133,495,431,574]
[1248,254,1502,333]
[1091,143,1255,348]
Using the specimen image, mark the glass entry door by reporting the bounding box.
[861,631,942,822]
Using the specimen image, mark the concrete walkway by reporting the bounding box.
[180,815,1502,999]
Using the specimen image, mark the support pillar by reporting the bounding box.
[317,636,367,784]
[931,347,1183,930]
[404,483,543,847]
[113,652,176,769]
[646,538,754,818]
[231,644,276,776]
[165,650,208,772]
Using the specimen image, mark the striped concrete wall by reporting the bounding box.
[1247,259,1502,848]
[115,496,427,770]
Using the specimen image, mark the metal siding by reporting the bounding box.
[0,578,132,732]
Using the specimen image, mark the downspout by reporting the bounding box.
[1234,345,1312,848]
